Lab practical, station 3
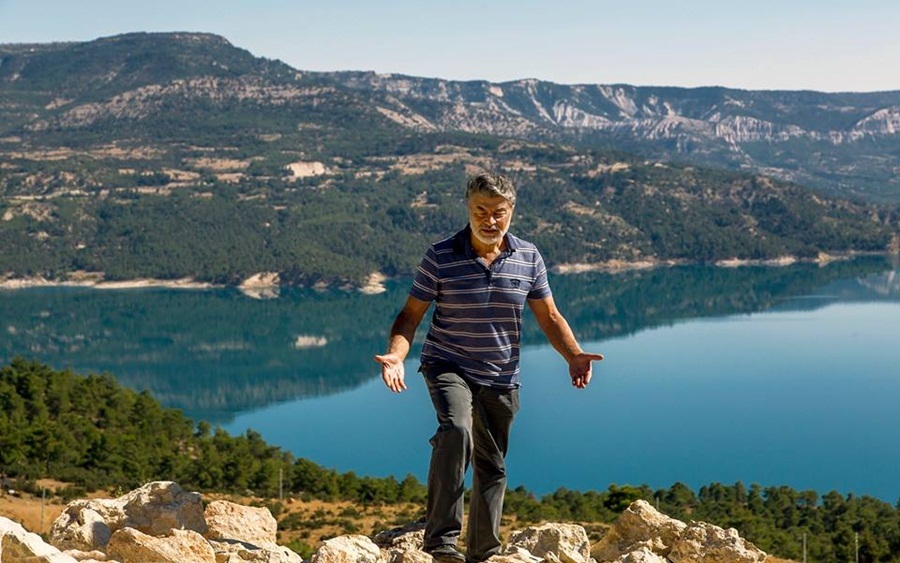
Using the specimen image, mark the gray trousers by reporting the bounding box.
[421,364,519,562]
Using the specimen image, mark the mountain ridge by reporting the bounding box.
[328,71,900,201]
[0,32,897,285]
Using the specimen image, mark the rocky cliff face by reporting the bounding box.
[331,72,900,142]
[328,72,900,200]
[0,482,768,563]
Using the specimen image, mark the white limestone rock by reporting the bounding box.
[203,500,277,546]
[373,521,425,551]
[62,549,115,562]
[106,527,216,563]
[391,549,433,563]
[492,546,544,563]
[610,546,668,563]
[591,500,686,561]
[507,523,590,563]
[668,521,767,563]
[50,503,116,552]
[0,516,79,562]
[50,481,207,551]
[310,535,384,563]
[209,539,304,563]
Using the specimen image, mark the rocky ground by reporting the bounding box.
[0,481,792,563]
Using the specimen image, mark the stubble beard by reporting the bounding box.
[470,221,508,247]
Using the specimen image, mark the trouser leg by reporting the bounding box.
[423,368,473,550]
[466,385,519,562]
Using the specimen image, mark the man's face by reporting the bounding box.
[467,194,514,247]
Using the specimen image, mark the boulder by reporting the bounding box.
[592,501,766,563]
[106,527,215,563]
[507,523,590,563]
[50,481,206,551]
[372,521,425,551]
[208,539,304,563]
[116,481,207,537]
[668,521,767,563]
[203,500,277,546]
[0,516,79,562]
[310,535,384,563]
[591,500,686,561]
[62,549,114,562]
[491,546,544,563]
[610,546,668,563]
[50,502,118,551]
[392,549,432,563]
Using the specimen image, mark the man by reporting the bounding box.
[375,172,603,563]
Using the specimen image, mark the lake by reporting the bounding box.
[1,257,898,501]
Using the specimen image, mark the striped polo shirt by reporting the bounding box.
[409,225,552,388]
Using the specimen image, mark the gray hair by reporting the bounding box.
[465,172,516,206]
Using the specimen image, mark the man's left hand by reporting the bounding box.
[568,352,604,389]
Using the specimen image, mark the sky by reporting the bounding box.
[1,0,899,92]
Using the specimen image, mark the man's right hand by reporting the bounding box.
[375,353,407,393]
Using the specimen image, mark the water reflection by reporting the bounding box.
[0,257,895,423]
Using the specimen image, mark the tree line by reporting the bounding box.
[2,358,900,562]
[1,152,895,286]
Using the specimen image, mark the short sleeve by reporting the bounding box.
[527,248,552,300]
[409,246,440,302]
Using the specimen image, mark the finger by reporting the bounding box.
[385,376,400,393]
[375,354,388,364]
[585,353,604,361]
[384,368,406,393]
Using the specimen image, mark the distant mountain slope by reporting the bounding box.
[0,32,896,285]
[329,72,900,202]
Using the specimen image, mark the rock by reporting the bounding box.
[373,521,426,563]
[62,549,114,562]
[310,535,384,563]
[373,521,425,551]
[491,546,544,563]
[610,546,667,563]
[209,539,304,563]
[50,503,116,552]
[239,272,281,299]
[591,501,766,563]
[0,516,79,562]
[106,527,216,563]
[591,500,686,561]
[507,523,590,563]
[392,549,432,563]
[50,481,207,551]
[668,521,767,563]
[118,481,207,537]
[203,500,277,546]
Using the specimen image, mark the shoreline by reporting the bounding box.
[551,250,880,274]
[0,275,218,291]
[1,252,890,291]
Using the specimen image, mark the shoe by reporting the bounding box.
[426,545,466,563]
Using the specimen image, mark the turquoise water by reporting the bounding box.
[2,259,898,500]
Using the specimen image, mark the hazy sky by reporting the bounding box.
[1,0,898,92]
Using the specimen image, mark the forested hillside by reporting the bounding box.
[1,33,897,286]
[2,359,900,562]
